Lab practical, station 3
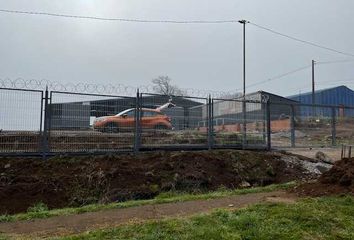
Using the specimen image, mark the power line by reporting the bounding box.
[2,8,354,57]
[0,9,238,24]
[312,80,354,87]
[317,59,354,65]
[242,64,311,91]
[318,78,354,84]
[2,8,354,93]
[248,22,354,58]
[288,78,354,93]
[249,58,354,93]
[238,58,354,92]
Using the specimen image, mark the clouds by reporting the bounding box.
[0,0,353,96]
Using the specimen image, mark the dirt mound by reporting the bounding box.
[293,158,354,196]
[0,150,315,214]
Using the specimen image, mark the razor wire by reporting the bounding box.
[0,77,239,98]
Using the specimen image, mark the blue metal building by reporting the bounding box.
[287,86,354,106]
[287,85,354,116]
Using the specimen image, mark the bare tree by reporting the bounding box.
[151,76,184,96]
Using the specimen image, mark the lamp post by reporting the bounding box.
[238,20,248,97]
[238,20,248,148]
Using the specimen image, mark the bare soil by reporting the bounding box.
[0,150,313,214]
[292,157,354,196]
[0,191,296,238]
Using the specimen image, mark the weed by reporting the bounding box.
[25,202,50,220]
[266,165,276,176]
[0,214,12,223]
[57,196,354,240]
[27,202,49,213]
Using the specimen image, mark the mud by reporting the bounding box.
[0,150,315,214]
[293,157,354,196]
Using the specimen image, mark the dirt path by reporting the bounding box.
[283,147,342,161]
[0,191,296,239]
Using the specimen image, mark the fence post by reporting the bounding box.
[207,96,211,149]
[349,146,352,159]
[290,104,296,147]
[41,87,50,159]
[262,106,266,144]
[343,145,347,159]
[242,100,247,149]
[266,100,271,150]
[134,89,141,153]
[211,97,214,148]
[331,107,336,146]
[207,96,214,149]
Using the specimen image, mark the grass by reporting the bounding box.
[57,195,354,240]
[0,235,8,240]
[0,182,295,223]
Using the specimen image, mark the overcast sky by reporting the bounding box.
[1,0,354,96]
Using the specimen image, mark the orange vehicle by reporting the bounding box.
[93,107,172,133]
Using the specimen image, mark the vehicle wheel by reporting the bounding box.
[104,123,120,133]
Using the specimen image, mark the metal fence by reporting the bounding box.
[0,88,43,154]
[1,87,354,156]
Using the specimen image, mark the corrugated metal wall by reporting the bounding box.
[287,86,354,116]
[288,86,354,106]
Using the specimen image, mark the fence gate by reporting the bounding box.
[211,98,268,149]
[0,88,43,155]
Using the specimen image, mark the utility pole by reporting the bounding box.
[238,19,248,148]
[312,60,315,105]
[311,60,316,117]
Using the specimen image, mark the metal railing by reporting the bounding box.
[1,87,354,157]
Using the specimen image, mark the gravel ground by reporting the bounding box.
[279,155,333,175]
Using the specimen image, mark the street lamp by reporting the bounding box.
[238,20,248,97]
[238,19,248,148]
